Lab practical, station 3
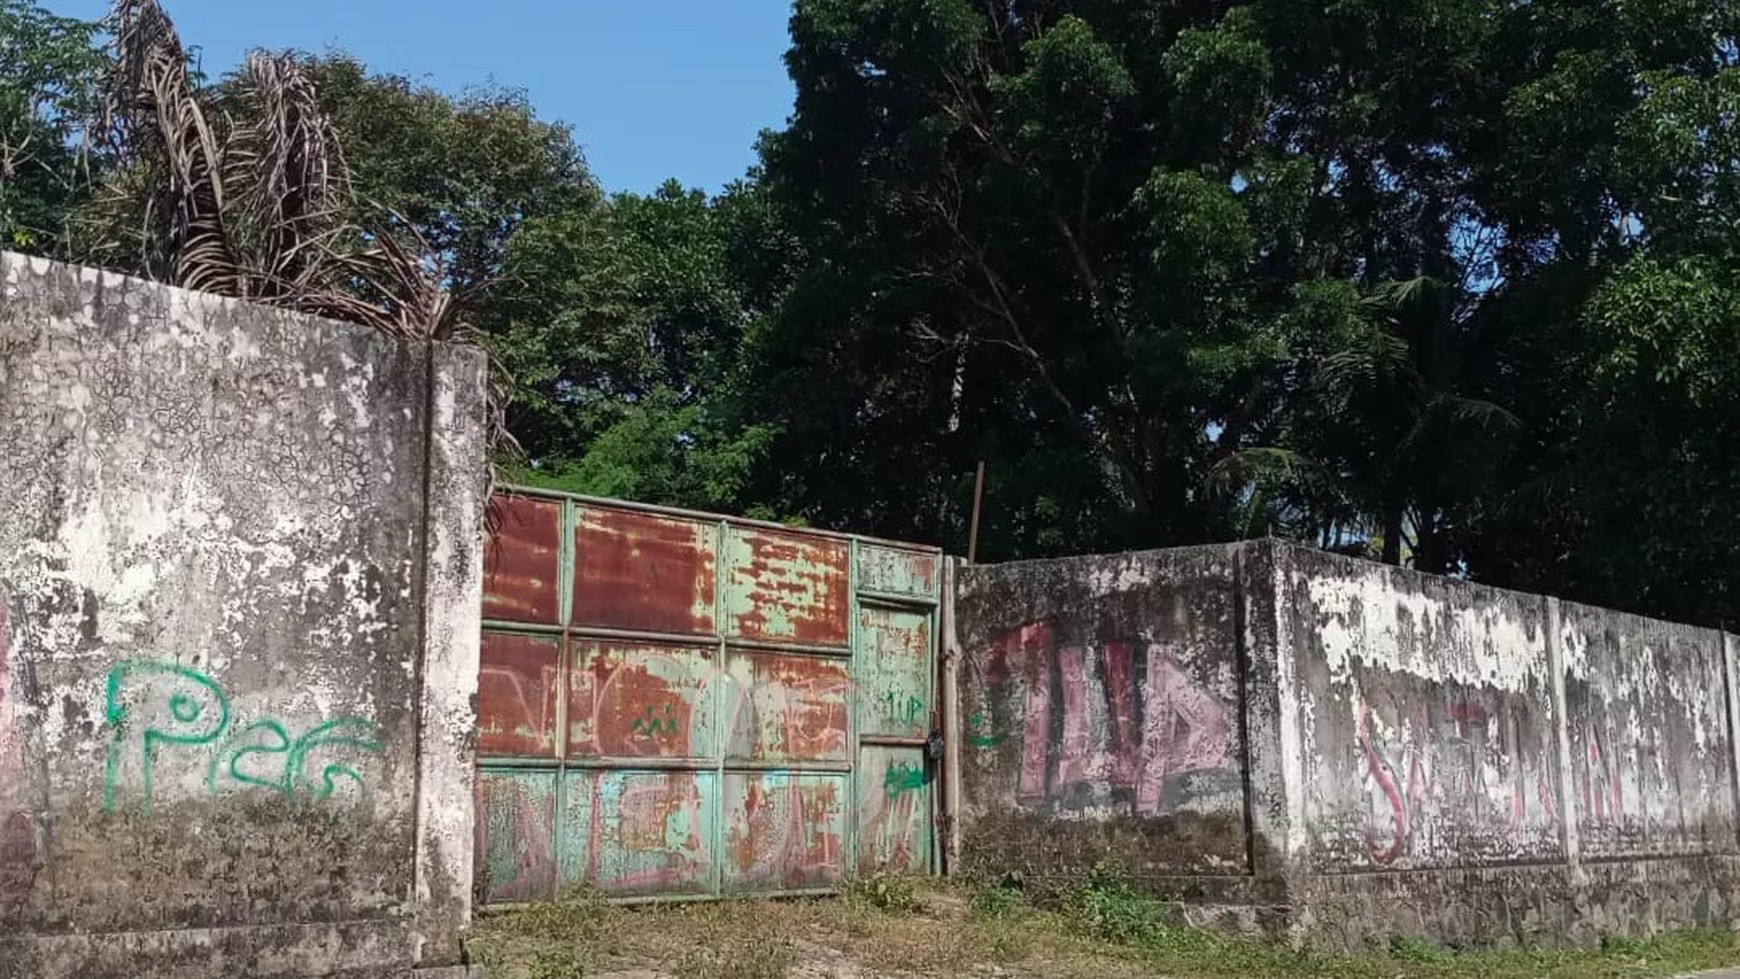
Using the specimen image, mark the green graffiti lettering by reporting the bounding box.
[881,689,925,726]
[966,711,1004,748]
[884,761,927,797]
[209,719,293,795]
[105,661,231,813]
[289,717,382,801]
[103,660,382,812]
[629,703,679,738]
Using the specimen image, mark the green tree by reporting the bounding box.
[299,53,598,300]
[754,0,1499,554]
[1468,49,1740,627]
[493,179,784,515]
[752,0,1740,629]
[0,0,105,253]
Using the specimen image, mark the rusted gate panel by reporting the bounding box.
[477,491,942,903]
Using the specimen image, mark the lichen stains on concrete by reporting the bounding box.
[954,538,1740,949]
[0,251,487,977]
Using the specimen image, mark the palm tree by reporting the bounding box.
[1212,275,1517,570]
[86,0,462,337]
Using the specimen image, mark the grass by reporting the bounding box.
[465,875,1740,979]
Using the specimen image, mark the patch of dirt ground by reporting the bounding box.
[465,879,1740,979]
[468,883,1149,979]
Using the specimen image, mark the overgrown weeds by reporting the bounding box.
[846,871,917,913]
[467,887,613,978]
[465,877,1740,979]
[1059,861,1167,944]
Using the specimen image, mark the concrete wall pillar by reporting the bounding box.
[411,347,489,968]
[1235,540,1302,903]
[1546,596,1580,868]
[1725,631,1740,852]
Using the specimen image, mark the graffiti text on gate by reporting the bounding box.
[983,621,1236,818]
[102,660,382,813]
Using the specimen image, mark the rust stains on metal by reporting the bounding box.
[563,770,717,897]
[857,544,939,598]
[476,770,558,903]
[573,507,717,635]
[568,641,718,760]
[477,632,561,758]
[483,495,563,624]
[725,528,849,646]
[724,772,847,892]
[724,652,850,763]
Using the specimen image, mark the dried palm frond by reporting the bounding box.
[99,0,234,291]
[90,0,520,466]
[220,49,344,293]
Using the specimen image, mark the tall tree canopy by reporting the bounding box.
[2,0,1735,629]
[745,0,1740,628]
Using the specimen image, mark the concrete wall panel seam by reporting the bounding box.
[1726,633,1740,853]
[1547,597,1580,868]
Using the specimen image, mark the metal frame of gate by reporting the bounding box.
[474,487,942,904]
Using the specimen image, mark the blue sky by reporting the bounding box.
[48,0,797,195]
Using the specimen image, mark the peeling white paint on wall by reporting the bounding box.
[0,249,488,977]
[1303,570,1547,693]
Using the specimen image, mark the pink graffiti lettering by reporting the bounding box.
[990,621,1233,817]
[1582,727,1623,826]
[1055,644,1092,787]
[1003,622,1054,801]
[1352,690,1554,866]
[1103,641,1138,785]
[1355,699,1408,864]
[1137,653,1234,816]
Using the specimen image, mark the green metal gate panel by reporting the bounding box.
[477,490,941,903]
[723,771,849,892]
[557,769,719,897]
[857,745,932,874]
[567,639,720,761]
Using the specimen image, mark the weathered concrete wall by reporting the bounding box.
[1273,544,1740,945]
[1275,546,1563,872]
[1558,599,1735,860]
[954,546,1249,887]
[954,538,1740,946]
[0,253,486,978]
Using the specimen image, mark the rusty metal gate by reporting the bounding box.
[475,488,941,903]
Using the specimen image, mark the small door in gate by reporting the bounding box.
[853,544,940,874]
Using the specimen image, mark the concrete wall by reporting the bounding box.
[953,546,1249,887]
[1276,547,1563,872]
[0,253,487,978]
[954,539,1740,946]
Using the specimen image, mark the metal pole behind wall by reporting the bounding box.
[966,460,985,564]
[940,556,963,875]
